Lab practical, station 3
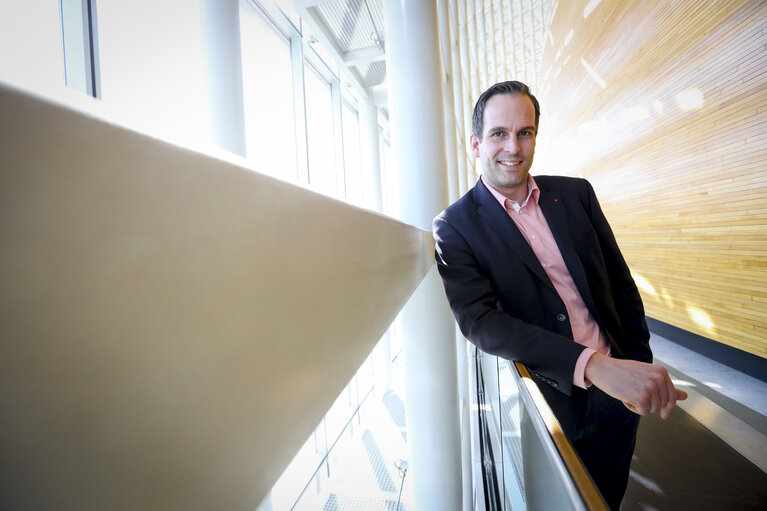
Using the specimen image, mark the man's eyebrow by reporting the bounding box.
[485,125,536,133]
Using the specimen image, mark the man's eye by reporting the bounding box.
[491,132,504,137]
[520,130,533,137]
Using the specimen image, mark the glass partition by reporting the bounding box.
[473,350,608,511]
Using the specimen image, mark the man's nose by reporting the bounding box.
[504,136,520,153]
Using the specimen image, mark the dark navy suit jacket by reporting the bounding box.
[433,176,652,432]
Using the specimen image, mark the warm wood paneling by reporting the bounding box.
[536,0,766,357]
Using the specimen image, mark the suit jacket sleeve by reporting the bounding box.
[433,214,586,396]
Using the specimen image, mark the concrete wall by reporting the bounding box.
[0,81,433,510]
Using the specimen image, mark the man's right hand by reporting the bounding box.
[584,353,688,419]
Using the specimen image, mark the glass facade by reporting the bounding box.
[240,3,297,182]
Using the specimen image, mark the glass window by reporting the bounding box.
[341,102,362,205]
[261,356,379,511]
[266,429,323,509]
[324,381,358,454]
[60,0,89,94]
[60,0,100,97]
[240,3,297,182]
[306,37,338,79]
[273,0,302,32]
[304,64,336,196]
[0,1,65,92]
[96,0,208,147]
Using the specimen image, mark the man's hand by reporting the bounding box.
[584,353,688,419]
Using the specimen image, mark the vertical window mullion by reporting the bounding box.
[60,0,100,98]
[83,0,101,97]
[291,36,310,185]
[331,79,345,197]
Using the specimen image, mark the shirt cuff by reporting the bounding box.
[573,348,597,389]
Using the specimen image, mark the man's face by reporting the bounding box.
[471,93,537,202]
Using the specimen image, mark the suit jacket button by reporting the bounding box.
[557,314,567,322]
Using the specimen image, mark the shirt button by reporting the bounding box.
[557,314,567,322]
[531,234,536,239]
[541,262,546,268]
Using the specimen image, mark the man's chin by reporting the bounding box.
[498,173,528,188]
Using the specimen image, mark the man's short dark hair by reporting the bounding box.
[471,81,540,140]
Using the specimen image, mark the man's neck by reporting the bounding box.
[482,174,531,204]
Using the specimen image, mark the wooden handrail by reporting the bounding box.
[513,361,609,511]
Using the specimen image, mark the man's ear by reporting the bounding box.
[469,134,480,158]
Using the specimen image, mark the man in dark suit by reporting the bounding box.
[433,81,687,509]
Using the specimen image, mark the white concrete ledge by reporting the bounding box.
[0,81,434,510]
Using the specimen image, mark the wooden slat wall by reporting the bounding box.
[448,0,553,196]
[535,0,766,358]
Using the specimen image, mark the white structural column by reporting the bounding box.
[201,0,246,156]
[360,95,391,396]
[383,1,463,509]
[359,96,384,213]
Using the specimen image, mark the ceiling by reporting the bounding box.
[291,0,554,109]
[292,0,387,103]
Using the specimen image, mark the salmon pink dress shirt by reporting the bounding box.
[481,175,611,388]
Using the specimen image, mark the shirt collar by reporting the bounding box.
[481,174,540,212]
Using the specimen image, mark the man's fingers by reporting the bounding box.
[647,389,662,415]
[588,356,688,419]
[660,399,676,420]
[661,370,675,411]
[643,367,673,415]
[653,374,669,413]
[659,386,688,420]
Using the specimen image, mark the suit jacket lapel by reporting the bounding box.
[473,179,556,293]
[538,184,601,322]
